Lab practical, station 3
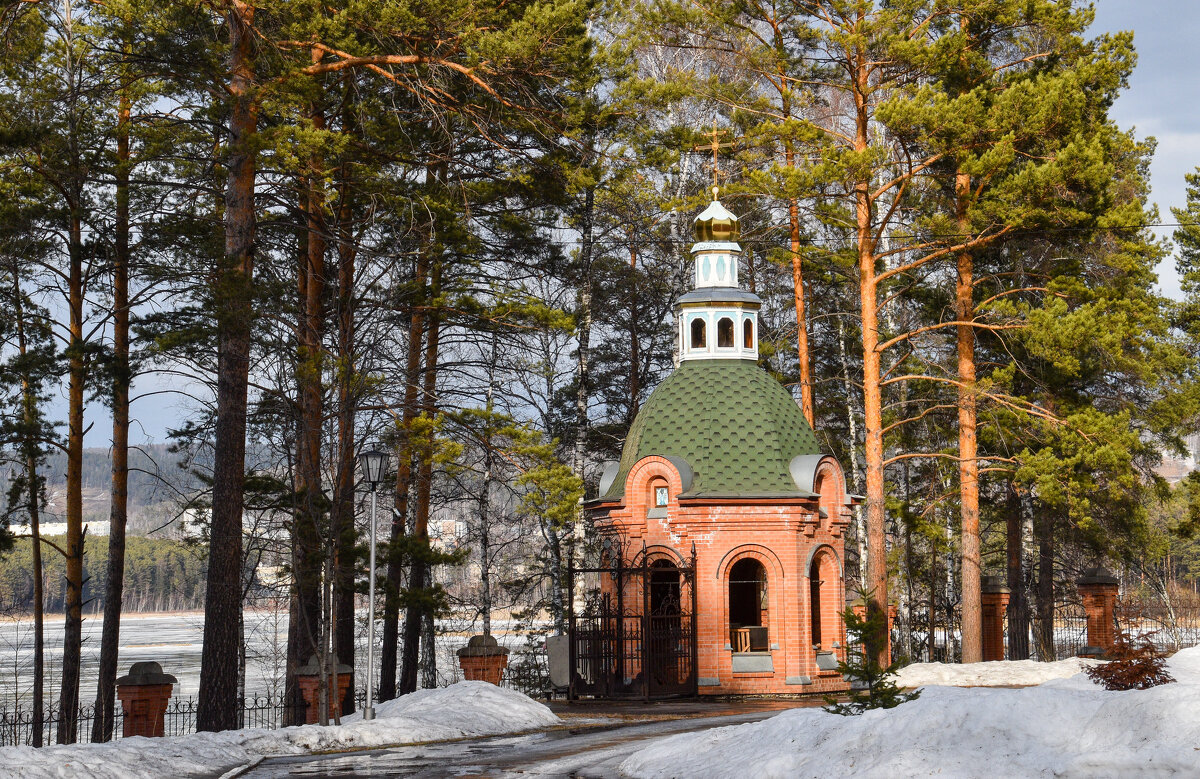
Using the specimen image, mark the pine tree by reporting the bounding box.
[823,602,920,716]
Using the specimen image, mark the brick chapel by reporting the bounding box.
[581,191,853,697]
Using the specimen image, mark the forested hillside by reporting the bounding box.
[0,536,205,615]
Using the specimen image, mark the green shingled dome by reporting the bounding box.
[604,359,821,499]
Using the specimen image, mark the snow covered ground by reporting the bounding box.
[622,649,1200,778]
[0,682,560,779]
[894,656,1099,687]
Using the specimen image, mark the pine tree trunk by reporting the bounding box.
[786,184,813,424]
[400,272,441,695]
[572,186,593,479]
[627,233,640,422]
[1034,508,1055,660]
[285,68,327,723]
[93,84,132,743]
[332,128,358,714]
[837,315,866,589]
[13,276,45,747]
[955,169,982,664]
[198,0,256,732]
[852,45,889,667]
[378,247,428,702]
[479,339,497,636]
[1006,482,1030,660]
[58,197,86,746]
[421,611,437,689]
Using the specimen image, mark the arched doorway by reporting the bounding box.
[567,552,697,699]
[648,559,683,693]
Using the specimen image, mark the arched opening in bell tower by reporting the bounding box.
[717,317,734,348]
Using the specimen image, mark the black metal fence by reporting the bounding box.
[0,693,322,748]
[895,594,1200,664]
[0,661,561,750]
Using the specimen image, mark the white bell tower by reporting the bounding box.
[676,189,760,363]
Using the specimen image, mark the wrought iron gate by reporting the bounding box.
[567,545,698,700]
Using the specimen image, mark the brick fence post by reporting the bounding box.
[457,635,510,685]
[981,576,1010,662]
[116,662,177,738]
[1077,568,1119,658]
[295,655,355,724]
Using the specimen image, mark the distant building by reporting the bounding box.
[1157,433,1200,483]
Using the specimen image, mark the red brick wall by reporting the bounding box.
[592,455,852,696]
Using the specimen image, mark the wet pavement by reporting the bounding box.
[238,698,823,778]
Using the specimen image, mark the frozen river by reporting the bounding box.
[0,610,287,708]
[0,610,535,710]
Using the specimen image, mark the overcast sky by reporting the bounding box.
[65,1,1200,448]
[1093,0,1200,295]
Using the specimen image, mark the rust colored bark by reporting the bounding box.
[400,258,442,695]
[956,169,982,664]
[331,104,358,714]
[198,0,257,732]
[285,56,327,724]
[378,248,428,701]
[850,40,889,668]
[58,194,85,746]
[785,149,813,425]
[94,84,133,742]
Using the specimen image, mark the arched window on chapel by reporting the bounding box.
[690,318,706,349]
[728,558,768,651]
[743,318,754,349]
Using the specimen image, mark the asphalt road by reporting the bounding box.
[238,709,783,778]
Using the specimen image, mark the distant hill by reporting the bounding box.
[2,445,202,538]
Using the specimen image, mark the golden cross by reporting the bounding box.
[693,120,737,198]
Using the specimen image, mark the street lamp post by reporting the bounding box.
[358,447,389,721]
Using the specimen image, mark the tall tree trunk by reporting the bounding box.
[956,169,982,664]
[198,0,257,732]
[1034,507,1055,660]
[837,315,866,589]
[285,62,327,723]
[58,195,85,746]
[627,231,640,422]
[572,186,594,478]
[787,189,813,425]
[378,245,428,702]
[401,262,442,694]
[29,459,45,748]
[331,123,358,715]
[1006,481,1030,660]
[93,84,133,742]
[852,46,889,667]
[13,274,45,746]
[479,337,498,636]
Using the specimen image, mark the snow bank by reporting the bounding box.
[622,648,1200,778]
[0,682,559,779]
[895,656,1099,688]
